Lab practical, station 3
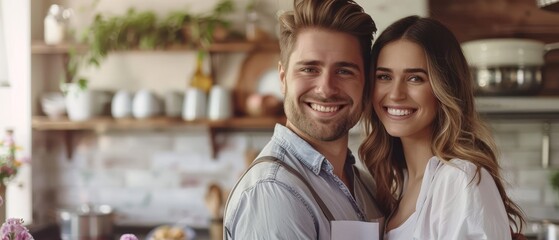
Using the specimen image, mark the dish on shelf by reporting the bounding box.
[233,51,281,116]
[145,225,196,240]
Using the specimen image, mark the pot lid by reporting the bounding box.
[461,38,546,67]
[59,204,114,216]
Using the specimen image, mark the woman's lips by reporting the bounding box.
[385,107,416,117]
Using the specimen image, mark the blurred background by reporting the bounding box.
[0,0,559,239]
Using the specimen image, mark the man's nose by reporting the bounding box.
[315,72,339,97]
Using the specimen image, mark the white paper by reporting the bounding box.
[331,220,380,240]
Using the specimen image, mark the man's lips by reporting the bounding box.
[310,103,341,113]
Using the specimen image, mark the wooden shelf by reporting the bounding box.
[32,115,285,159]
[32,115,285,131]
[31,41,88,54]
[31,40,279,55]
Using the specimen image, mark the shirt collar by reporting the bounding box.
[272,124,355,175]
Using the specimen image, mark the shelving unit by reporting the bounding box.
[31,40,283,159]
[31,115,285,131]
[32,115,285,159]
[31,40,280,54]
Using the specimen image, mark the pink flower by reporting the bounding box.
[119,234,138,240]
[14,231,32,240]
[0,218,34,240]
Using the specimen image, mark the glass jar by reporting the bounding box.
[44,4,72,44]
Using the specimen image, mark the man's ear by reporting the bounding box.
[278,61,287,96]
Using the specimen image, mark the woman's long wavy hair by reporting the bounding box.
[358,15,525,233]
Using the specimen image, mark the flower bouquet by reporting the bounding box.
[0,218,33,240]
[0,129,27,186]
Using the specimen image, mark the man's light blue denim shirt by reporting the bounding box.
[224,124,383,240]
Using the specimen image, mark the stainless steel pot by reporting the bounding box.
[461,39,559,96]
[530,220,559,240]
[58,204,115,240]
[471,66,543,96]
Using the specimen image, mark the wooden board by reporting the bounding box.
[233,51,281,116]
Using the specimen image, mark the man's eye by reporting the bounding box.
[300,68,317,73]
[337,69,354,75]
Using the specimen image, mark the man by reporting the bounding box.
[224,0,381,239]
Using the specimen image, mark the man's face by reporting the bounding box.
[279,28,365,142]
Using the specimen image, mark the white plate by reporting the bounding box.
[256,69,283,100]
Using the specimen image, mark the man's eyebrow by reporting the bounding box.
[294,60,322,66]
[294,60,360,70]
[335,62,360,71]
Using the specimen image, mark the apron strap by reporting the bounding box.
[224,156,335,223]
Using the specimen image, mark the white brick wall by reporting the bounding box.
[33,129,256,226]
[31,121,559,226]
[492,121,559,213]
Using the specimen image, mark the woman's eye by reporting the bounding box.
[376,74,391,81]
[408,76,424,83]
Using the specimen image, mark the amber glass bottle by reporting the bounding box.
[189,50,213,93]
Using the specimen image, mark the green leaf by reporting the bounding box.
[551,171,559,191]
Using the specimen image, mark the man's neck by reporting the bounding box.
[284,122,350,178]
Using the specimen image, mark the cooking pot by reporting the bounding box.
[461,38,559,96]
[58,204,115,240]
[529,220,559,240]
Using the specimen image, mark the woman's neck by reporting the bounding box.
[401,136,433,181]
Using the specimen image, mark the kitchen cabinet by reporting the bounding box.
[31,40,284,159]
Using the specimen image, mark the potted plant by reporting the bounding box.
[59,48,95,121]
[550,171,559,206]
[187,0,235,46]
[161,10,193,47]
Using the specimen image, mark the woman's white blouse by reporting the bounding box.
[386,157,512,240]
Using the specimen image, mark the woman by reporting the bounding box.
[359,15,525,239]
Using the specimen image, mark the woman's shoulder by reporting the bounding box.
[432,158,491,187]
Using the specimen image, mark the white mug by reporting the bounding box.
[182,88,207,121]
[164,91,184,117]
[208,86,232,120]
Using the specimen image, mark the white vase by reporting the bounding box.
[132,90,160,119]
[65,83,95,121]
[111,90,133,118]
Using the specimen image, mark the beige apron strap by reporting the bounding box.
[224,156,335,224]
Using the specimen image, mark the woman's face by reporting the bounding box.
[373,39,438,141]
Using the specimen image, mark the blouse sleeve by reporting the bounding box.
[426,164,512,240]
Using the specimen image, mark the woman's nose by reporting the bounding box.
[388,81,406,100]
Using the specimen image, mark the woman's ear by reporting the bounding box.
[278,61,287,95]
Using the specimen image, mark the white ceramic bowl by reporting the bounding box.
[461,38,546,67]
[41,92,66,119]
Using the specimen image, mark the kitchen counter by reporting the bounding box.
[28,223,211,240]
